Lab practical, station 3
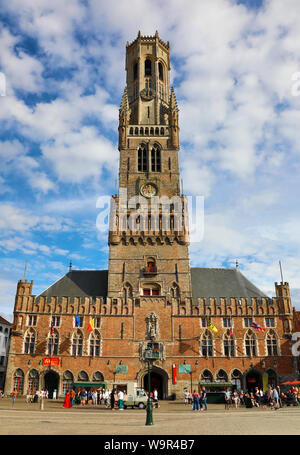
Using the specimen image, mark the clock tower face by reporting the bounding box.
[140,87,156,101]
[140,182,158,198]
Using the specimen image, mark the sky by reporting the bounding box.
[0,0,300,323]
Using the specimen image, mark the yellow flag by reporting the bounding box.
[88,318,95,332]
[208,319,218,333]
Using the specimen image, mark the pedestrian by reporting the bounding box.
[271,386,280,410]
[153,388,159,408]
[118,389,124,410]
[200,386,208,411]
[12,389,17,406]
[26,388,31,403]
[63,391,72,408]
[224,388,230,410]
[188,391,192,405]
[110,388,116,410]
[70,388,76,405]
[254,387,260,407]
[192,389,200,411]
[232,390,239,409]
[184,390,189,406]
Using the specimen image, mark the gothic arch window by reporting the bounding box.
[266,330,278,356]
[145,127,149,135]
[129,127,133,135]
[47,330,59,356]
[13,369,24,393]
[24,328,36,354]
[123,283,133,303]
[72,330,83,356]
[201,369,213,383]
[223,331,235,357]
[28,369,39,394]
[93,371,104,382]
[245,330,257,357]
[78,370,89,382]
[231,369,242,390]
[216,369,228,382]
[150,127,154,135]
[138,144,148,172]
[146,258,156,273]
[151,144,161,172]
[155,127,159,135]
[63,370,74,395]
[158,62,164,81]
[145,59,151,76]
[135,127,138,135]
[201,330,213,357]
[160,127,164,135]
[89,330,101,357]
[266,368,277,387]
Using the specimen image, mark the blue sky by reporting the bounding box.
[0,0,300,322]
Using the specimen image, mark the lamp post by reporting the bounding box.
[145,354,153,426]
[144,344,160,426]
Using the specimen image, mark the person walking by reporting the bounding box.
[200,386,208,411]
[12,389,17,406]
[63,391,72,408]
[184,390,189,406]
[110,388,116,410]
[232,390,239,409]
[224,388,231,410]
[153,388,159,408]
[26,388,31,403]
[271,386,280,410]
[192,389,200,411]
[118,389,124,410]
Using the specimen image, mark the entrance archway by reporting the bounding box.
[142,366,168,399]
[245,369,262,392]
[44,370,59,399]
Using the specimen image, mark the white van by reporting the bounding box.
[113,382,148,409]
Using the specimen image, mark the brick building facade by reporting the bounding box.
[4,32,297,399]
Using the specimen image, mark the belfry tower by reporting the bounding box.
[107,31,193,305]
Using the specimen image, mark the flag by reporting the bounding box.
[229,319,234,337]
[75,316,81,327]
[207,318,218,333]
[88,318,95,332]
[50,319,54,335]
[251,321,265,332]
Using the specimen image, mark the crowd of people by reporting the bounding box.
[63,387,128,409]
[184,385,300,411]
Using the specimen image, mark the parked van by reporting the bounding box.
[113,382,148,409]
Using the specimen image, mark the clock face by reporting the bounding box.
[140,87,156,101]
[140,183,158,198]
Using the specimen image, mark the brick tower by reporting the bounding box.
[107,31,192,306]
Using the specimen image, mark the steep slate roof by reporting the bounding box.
[37,268,269,301]
[191,268,269,301]
[38,270,108,298]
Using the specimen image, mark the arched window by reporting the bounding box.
[266,368,277,387]
[223,332,235,357]
[24,328,36,354]
[123,283,133,303]
[145,59,151,76]
[47,330,59,355]
[63,370,74,395]
[266,330,278,356]
[231,369,242,390]
[138,144,147,172]
[93,371,104,382]
[201,330,213,357]
[201,369,213,383]
[158,62,163,81]
[151,144,161,172]
[245,330,257,356]
[89,330,101,357]
[72,330,83,356]
[28,369,39,394]
[216,369,228,382]
[78,370,89,382]
[13,369,24,393]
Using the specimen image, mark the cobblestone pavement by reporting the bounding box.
[0,398,299,435]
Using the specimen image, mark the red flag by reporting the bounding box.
[88,318,95,332]
[229,319,233,337]
[50,319,54,335]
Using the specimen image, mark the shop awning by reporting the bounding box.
[73,382,106,388]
